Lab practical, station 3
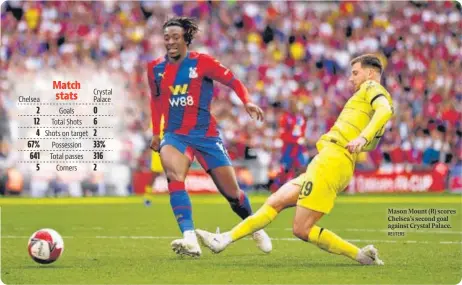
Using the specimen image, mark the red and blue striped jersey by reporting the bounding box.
[147,51,248,137]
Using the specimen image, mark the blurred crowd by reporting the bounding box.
[1,1,461,195]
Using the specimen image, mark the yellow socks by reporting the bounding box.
[227,204,360,261]
[230,204,278,241]
[308,225,360,260]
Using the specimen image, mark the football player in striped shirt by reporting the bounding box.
[147,17,271,257]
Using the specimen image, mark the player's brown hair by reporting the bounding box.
[163,17,199,47]
[350,54,383,74]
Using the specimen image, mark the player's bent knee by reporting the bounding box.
[266,196,284,212]
[292,224,310,242]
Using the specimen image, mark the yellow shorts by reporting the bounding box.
[293,141,355,214]
[150,118,165,173]
[151,151,163,173]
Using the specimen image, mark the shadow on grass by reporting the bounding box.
[212,261,362,268]
[15,265,75,269]
[165,255,364,268]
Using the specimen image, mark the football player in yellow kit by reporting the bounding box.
[196,54,393,265]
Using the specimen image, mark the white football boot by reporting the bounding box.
[171,230,202,257]
[195,229,231,254]
[196,228,272,254]
[171,239,202,257]
[356,245,384,265]
[252,230,272,253]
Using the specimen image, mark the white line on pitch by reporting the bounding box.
[3,235,461,244]
[283,228,462,234]
[3,235,74,238]
[345,228,462,234]
[95,236,178,239]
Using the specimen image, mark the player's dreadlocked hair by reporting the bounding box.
[163,17,199,47]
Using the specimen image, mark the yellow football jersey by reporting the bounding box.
[151,116,165,173]
[319,80,393,152]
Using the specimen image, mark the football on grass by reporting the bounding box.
[28,228,64,264]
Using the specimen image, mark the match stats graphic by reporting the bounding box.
[16,79,116,175]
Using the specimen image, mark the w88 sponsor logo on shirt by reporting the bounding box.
[168,84,194,107]
[169,96,194,107]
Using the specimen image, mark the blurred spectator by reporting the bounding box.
[3,166,24,196]
[49,175,68,197]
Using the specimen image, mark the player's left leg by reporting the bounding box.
[197,178,301,253]
[193,138,252,219]
[208,165,272,252]
[194,138,271,252]
[208,166,252,219]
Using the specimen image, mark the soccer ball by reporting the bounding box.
[27,228,64,264]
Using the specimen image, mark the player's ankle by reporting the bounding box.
[223,232,233,244]
[184,230,198,243]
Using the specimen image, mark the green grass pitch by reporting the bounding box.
[1,194,461,284]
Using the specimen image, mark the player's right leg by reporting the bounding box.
[159,134,200,257]
[293,145,384,265]
[293,205,384,265]
[196,179,301,253]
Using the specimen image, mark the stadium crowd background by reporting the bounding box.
[1,1,461,196]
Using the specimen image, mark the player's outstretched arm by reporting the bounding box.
[346,96,393,153]
[196,181,300,253]
[227,78,264,121]
[202,54,264,121]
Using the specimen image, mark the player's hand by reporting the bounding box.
[150,135,161,152]
[245,102,264,122]
[346,136,368,153]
